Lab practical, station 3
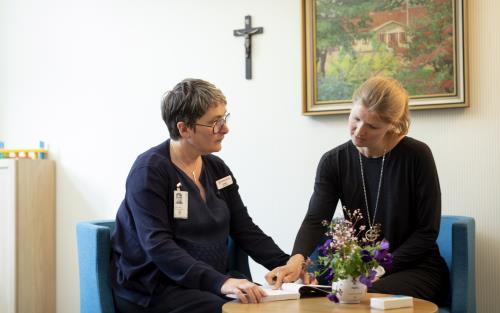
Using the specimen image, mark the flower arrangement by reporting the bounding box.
[315,208,393,303]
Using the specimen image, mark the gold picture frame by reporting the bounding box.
[302,0,468,115]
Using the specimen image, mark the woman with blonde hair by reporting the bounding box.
[267,76,449,305]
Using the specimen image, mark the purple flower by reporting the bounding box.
[319,239,332,256]
[361,249,372,262]
[374,247,393,271]
[359,269,377,287]
[369,268,377,279]
[381,253,394,270]
[324,268,334,283]
[374,249,387,261]
[358,275,370,287]
[380,239,390,251]
[327,292,339,303]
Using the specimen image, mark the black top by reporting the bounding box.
[293,137,445,273]
[110,140,289,307]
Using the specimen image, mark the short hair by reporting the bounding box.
[352,76,410,135]
[161,78,226,140]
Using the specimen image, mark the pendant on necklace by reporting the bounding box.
[365,227,379,242]
[191,171,196,180]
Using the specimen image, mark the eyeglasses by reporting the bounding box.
[194,112,230,134]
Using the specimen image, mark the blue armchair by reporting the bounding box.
[76,220,116,313]
[76,220,252,313]
[437,215,476,313]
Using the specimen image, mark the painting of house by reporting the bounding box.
[314,1,458,105]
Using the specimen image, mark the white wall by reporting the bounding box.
[1,0,499,312]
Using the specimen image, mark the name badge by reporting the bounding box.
[216,175,233,190]
[173,190,188,219]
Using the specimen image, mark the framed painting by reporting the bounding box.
[302,0,468,115]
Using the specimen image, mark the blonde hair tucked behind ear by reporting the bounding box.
[352,76,410,135]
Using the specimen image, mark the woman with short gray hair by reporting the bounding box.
[110,78,289,313]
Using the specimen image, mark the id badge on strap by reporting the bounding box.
[173,183,188,219]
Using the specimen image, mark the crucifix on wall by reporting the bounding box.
[233,15,263,80]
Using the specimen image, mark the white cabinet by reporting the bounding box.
[0,159,55,313]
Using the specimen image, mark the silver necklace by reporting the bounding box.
[358,148,386,241]
[179,158,199,181]
[172,145,200,181]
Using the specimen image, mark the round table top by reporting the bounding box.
[222,293,438,313]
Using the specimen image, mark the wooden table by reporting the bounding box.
[222,293,438,313]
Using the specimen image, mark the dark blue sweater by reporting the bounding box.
[110,140,288,307]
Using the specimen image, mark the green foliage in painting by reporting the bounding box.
[315,0,455,102]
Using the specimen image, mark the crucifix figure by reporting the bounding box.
[233,15,263,80]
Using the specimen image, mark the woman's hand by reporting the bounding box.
[220,278,267,304]
[264,254,305,288]
[300,271,318,285]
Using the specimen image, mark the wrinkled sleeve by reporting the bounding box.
[391,146,441,271]
[221,167,289,270]
[292,153,340,258]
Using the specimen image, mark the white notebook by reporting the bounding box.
[227,283,331,302]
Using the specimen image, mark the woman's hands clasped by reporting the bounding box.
[220,278,267,304]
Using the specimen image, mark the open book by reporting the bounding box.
[227,283,331,302]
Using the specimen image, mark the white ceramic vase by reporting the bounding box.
[332,276,367,304]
